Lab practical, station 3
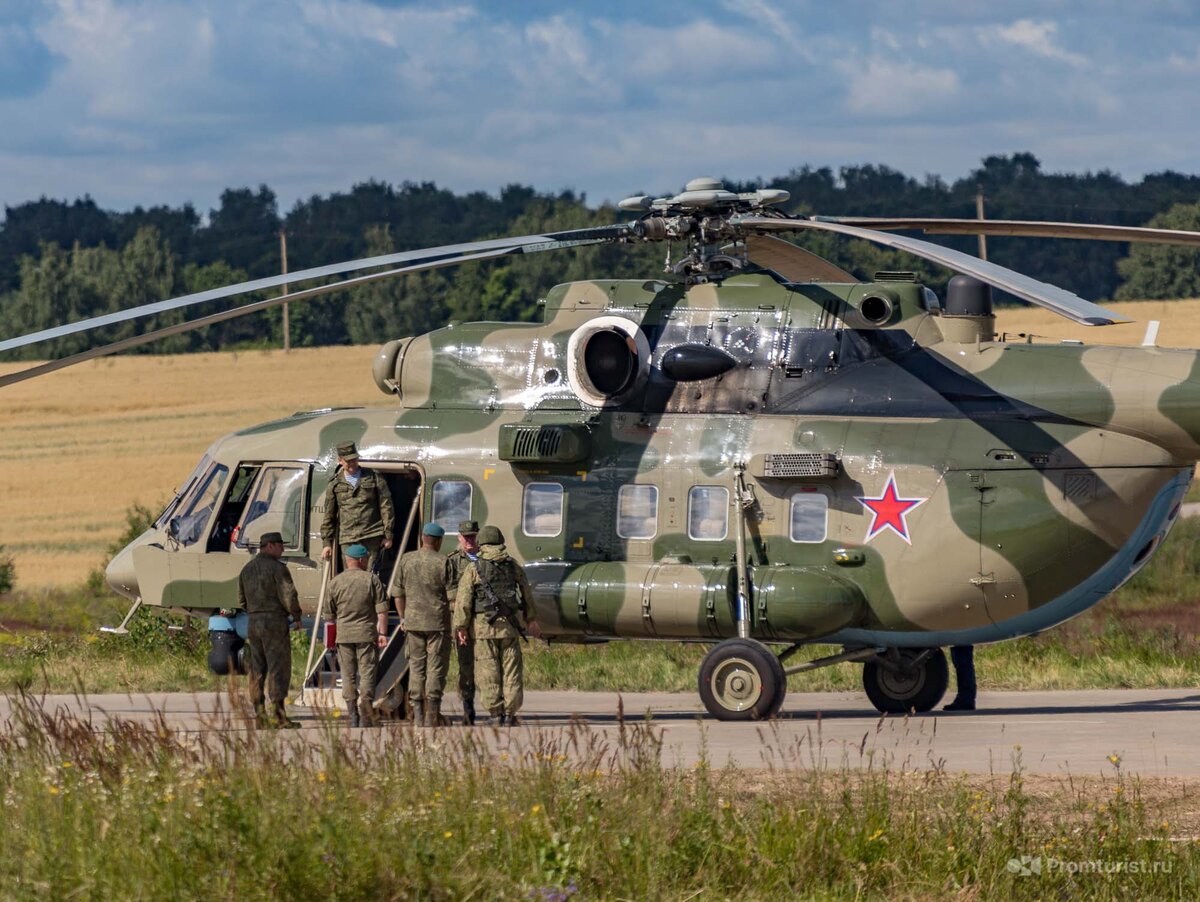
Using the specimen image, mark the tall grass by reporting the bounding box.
[0,691,1193,899]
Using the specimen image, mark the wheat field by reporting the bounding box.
[3,298,1199,589]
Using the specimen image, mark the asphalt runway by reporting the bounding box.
[5,688,1200,777]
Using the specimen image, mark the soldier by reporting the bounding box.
[445,519,481,725]
[237,531,303,728]
[327,543,390,727]
[390,523,453,727]
[320,440,395,573]
[453,525,542,726]
[944,645,977,711]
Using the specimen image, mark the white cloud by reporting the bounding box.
[991,19,1088,67]
[844,58,960,117]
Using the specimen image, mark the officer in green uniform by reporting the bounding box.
[237,531,303,728]
[445,519,480,725]
[327,543,390,727]
[390,523,453,727]
[320,441,395,573]
[453,525,542,726]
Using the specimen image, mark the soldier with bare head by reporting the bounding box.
[320,440,394,573]
[445,519,481,724]
[390,522,453,727]
[327,543,390,727]
[237,531,303,729]
[453,525,542,726]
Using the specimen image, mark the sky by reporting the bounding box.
[1,0,1200,215]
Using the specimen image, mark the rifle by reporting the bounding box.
[471,558,528,642]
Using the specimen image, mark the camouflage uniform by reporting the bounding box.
[320,468,394,572]
[446,547,477,716]
[391,548,452,709]
[237,551,302,710]
[327,568,389,717]
[453,543,533,719]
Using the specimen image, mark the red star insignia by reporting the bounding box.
[856,472,927,545]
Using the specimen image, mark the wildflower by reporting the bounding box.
[500,753,509,761]
[531,804,542,815]
[443,831,453,839]
[61,762,73,769]
[868,829,884,841]
[48,786,59,795]
[317,772,327,783]
[1107,753,1121,767]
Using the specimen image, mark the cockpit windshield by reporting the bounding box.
[172,462,229,546]
[154,454,213,530]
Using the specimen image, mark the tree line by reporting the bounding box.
[1,152,1199,360]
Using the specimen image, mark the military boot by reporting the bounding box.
[411,698,426,727]
[461,698,476,726]
[272,703,301,730]
[253,704,271,729]
[347,705,360,728]
[359,700,377,728]
[427,700,447,728]
[505,712,520,727]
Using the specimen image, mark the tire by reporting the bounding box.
[862,648,948,714]
[698,638,784,721]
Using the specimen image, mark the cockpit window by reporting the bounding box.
[155,454,212,529]
[173,463,229,546]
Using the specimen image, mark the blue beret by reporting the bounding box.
[345,543,369,559]
[422,522,446,537]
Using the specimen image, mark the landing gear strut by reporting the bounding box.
[697,638,786,721]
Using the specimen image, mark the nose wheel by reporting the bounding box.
[698,638,786,721]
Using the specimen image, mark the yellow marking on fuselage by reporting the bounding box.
[483,468,496,481]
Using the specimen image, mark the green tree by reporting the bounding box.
[0,545,13,594]
[1115,203,1200,300]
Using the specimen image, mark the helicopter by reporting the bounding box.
[6,175,1200,721]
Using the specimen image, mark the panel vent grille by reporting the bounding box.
[759,452,839,479]
[499,423,590,464]
[873,271,918,282]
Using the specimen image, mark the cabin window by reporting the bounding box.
[432,480,472,534]
[236,466,306,550]
[789,491,829,543]
[173,463,229,546]
[522,482,564,537]
[688,486,729,541]
[617,485,658,539]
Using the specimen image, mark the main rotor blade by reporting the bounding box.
[0,246,511,389]
[745,235,858,283]
[0,224,628,354]
[819,217,1200,248]
[732,216,1128,326]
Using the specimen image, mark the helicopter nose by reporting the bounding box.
[105,544,139,601]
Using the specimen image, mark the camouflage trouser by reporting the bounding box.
[340,536,383,574]
[337,641,378,707]
[456,638,475,706]
[475,637,523,716]
[406,629,449,703]
[247,614,291,706]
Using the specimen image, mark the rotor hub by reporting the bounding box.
[618,178,792,284]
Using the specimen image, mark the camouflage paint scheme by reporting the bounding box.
[109,272,1198,651]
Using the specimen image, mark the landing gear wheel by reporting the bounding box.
[862,648,948,714]
[698,638,784,721]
